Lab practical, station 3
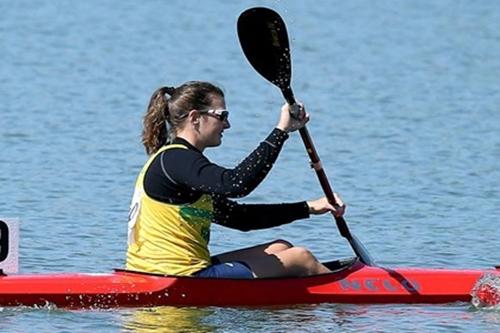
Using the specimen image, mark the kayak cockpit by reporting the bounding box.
[323,256,360,272]
[113,256,361,280]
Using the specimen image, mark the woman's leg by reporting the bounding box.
[213,239,330,278]
[213,239,293,263]
[244,246,330,277]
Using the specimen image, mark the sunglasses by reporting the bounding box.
[199,109,229,122]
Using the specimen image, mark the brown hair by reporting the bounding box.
[142,81,224,155]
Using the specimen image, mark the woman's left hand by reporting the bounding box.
[307,193,346,217]
[276,102,309,133]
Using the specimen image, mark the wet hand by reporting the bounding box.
[276,102,309,133]
[307,193,346,217]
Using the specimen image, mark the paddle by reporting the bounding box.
[237,7,375,266]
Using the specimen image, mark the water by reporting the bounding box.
[1,0,499,331]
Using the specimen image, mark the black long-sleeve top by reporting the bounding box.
[143,128,310,231]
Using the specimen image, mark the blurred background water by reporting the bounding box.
[1,0,499,331]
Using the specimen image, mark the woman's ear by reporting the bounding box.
[188,109,201,125]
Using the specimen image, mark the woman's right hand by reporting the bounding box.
[307,194,346,218]
[276,102,309,133]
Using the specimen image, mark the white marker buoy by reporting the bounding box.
[0,218,19,274]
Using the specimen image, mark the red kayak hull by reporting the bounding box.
[1,259,498,308]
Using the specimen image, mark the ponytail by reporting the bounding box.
[142,87,172,155]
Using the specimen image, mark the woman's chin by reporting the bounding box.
[207,139,222,148]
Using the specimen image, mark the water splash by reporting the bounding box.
[471,273,500,309]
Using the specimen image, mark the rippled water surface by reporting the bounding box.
[1,0,499,331]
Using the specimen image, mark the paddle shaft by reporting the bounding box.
[285,92,375,265]
[300,127,352,238]
[282,90,352,239]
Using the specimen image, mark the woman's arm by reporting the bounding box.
[212,194,346,231]
[164,128,289,198]
[212,195,310,231]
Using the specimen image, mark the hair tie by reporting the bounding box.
[165,86,176,96]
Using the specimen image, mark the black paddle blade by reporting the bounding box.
[237,7,292,94]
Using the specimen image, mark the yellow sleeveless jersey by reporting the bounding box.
[126,144,213,276]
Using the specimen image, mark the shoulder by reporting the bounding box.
[160,145,212,168]
[162,145,202,159]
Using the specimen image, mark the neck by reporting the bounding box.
[175,131,205,152]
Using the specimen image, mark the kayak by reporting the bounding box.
[1,257,499,308]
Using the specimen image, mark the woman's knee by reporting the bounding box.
[278,246,324,276]
[266,239,293,253]
[288,246,318,263]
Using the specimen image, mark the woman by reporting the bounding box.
[126,81,345,278]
